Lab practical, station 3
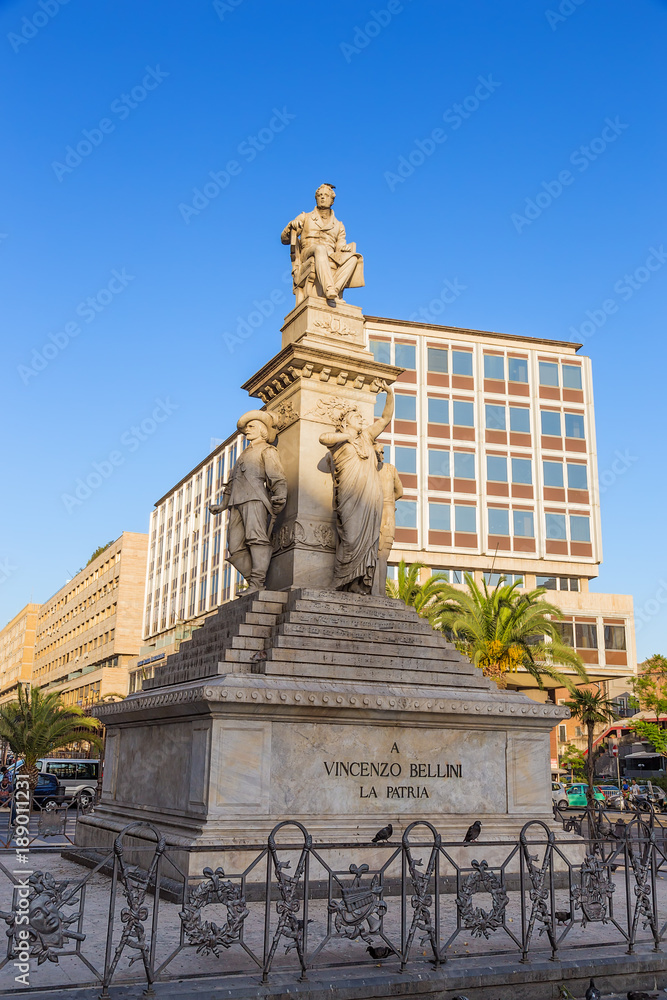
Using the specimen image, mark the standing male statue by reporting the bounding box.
[281,184,364,304]
[209,411,287,595]
[374,446,404,595]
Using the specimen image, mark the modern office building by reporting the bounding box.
[33,532,148,709]
[133,316,636,762]
[0,603,40,706]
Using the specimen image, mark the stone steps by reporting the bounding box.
[272,630,467,663]
[260,658,491,689]
[276,620,457,652]
[264,644,490,678]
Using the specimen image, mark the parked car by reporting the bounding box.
[597,784,622,801]
[552,781,569,810]
[32,774,67,809]
[11,759,99,809]
[565,783,606,807]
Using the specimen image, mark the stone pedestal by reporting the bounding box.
[77,588,567,873]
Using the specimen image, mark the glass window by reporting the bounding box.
[428,449,450,477]
[76,762,98,779]
[562,364,582,390]
[487,455,508,482]
[428,397,449,424]
[546,513,567,539]
[508,357,528,382]
[374,392,386,417]
[395,343,416,369]
[554,621,575,646]
[604,625,626,651]
[539,361,559,386]
[575,623,598,649]
[396,500,417,528]
[509,406,530,433]
[452,350,473,376]
[427,347,448,373]
[570,515,590,542]
[428,502,451,531]
[369,339,391,364]
[513,510,534,537]
[543,461,564,488]
[541,410,561,436]
[485,404,506,430]
[567,463,588,490]
[537,575,558,591]
[511,458,532,484]
[394,446,417,474]
[484,355,504,379]
[565,413,585,439]
[454,452,475,479]
[451,569,466,583]
[488,508,510,535]
[453,400,474,426]
[455,505,476,533]
[395,393,416,421]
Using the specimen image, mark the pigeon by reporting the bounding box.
[463,820,481,843]
[627,992,659,1000]
[366,945,395,960]
[554,909,572,925]
[585,978,601,1000]
[372,823,393,843]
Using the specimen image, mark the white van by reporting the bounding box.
[13,759,99,808]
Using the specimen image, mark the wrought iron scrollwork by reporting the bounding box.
[520,820,556,958]
[179,866,249,956]
[328,862,386,943]
[262,820,312,982]
[627,839,660,948]
[402,821,441,964]
[0,871,85,965]
[456,859,508,939]
[571,853,615,926]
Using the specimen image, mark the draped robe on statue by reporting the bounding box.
[328,430,383,591]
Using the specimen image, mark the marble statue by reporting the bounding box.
[374,446,404,595]
[209,411,287,594]
[281,184,364,304]
[319,386,394,594]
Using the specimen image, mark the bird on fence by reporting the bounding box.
[366,945,395,960]
[463,820,481,843]
[585,978,601,1000]
[554,909,572,925]
[627,992,659,1000]
[372,823,393,843]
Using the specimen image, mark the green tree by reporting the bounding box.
[631,654,667,719]
[86,541,114,566]
[564,687,617,806]
[559,743,586,780]
[0,684,102,791]
[628,718,667,754]
[386,560,452,615]
[427,574,588,690]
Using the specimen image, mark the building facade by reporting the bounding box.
[133,317,636,755]
[0,603,40,706]
[33,532,148,709]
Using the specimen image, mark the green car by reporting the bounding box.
[565,783,606,808]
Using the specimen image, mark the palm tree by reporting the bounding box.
[0,684,102,791]
[386,560,451,615]
[564,686,617,806]
[427,574,588,690]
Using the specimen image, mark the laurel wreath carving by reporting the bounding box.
[456,860,508,938]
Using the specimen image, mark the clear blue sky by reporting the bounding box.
[1,0,665,658]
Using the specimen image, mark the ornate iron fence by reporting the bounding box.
[0,814,665,997]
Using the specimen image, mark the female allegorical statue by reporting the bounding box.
[319,384,394,594]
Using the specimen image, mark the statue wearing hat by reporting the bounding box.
[209,410,287,594]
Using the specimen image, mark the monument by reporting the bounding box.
[77,185,568,867]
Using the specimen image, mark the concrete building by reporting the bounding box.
[0,603,40,706]
[132,317,636,763]
[33,532,148,709]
